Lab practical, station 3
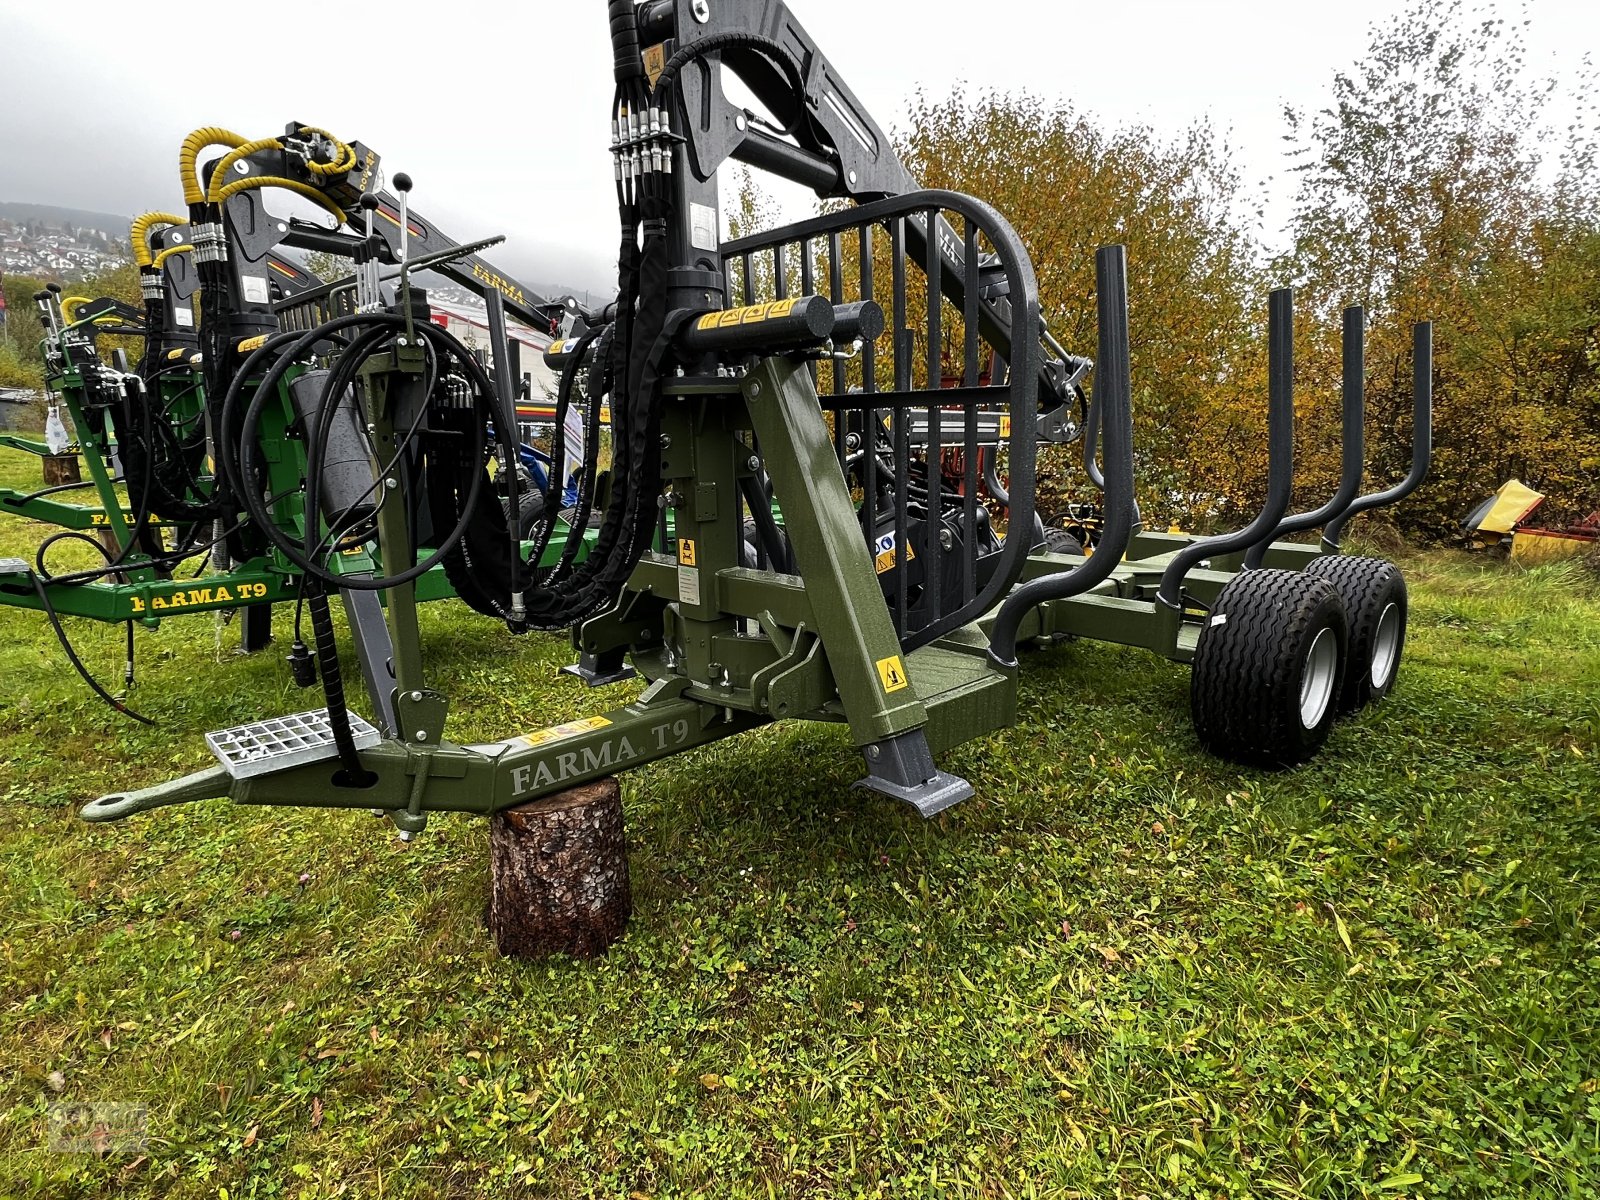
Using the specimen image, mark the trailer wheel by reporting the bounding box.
[1042,527,1085,557]
[508,490,547,540]
[1305,555,1407,711]
[740,517,790,571]
[1190,569,1348,767]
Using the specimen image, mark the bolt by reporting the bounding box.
[410,691,424,702]
[848,169,858,186]
[415,730,428,741]
[747,455,761,471]
[750,380,762,396]
[940,529,955,550]
[734,113,747,132]
[867,745,880,760]
[397,831,415,844]
[691,0,709,21]
[660,435,672,451]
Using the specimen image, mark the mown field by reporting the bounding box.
[0,443,1597,1198]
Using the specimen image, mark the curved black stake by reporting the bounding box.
[1157,288,1296,610]
[1244,305,1366,568]
[1081,388,1143,531]
[983,453,1046,547]
[989,245,1136,668]
[1322,322,1433,550]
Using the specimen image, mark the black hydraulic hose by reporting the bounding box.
[234,313,489,591]
[303,323,416,555]
[525,325,603,577]
[306,589,376,787]
[13,476,117,503]
[1245,305,1366,569]
[609,0,642,82]
[652,32,807,136]
[217,329,314,499]
[989,245,1137,668]
[1322,322,1433,550]
[546,335,615,585]
[1156,288,1297,610]
[26,566,153,726]
[37,381,163,586]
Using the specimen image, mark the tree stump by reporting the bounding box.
[487,777,630,960]
[42,454,80,486]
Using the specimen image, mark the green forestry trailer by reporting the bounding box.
[83,0,1431,834]
[0,126,608,728]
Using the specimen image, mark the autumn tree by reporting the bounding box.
[1284,0,1600,534]
[895,90,1270,526]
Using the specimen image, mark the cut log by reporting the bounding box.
[43,454,80,486]
[487,776,630,960]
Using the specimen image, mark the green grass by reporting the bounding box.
[1,442,1598,1198]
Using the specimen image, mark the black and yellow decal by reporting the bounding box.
[694,298,798,332]
[876,655,910,694]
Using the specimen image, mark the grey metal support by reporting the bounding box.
[1157,288,1297,610]
[340,582,400,735]
[988,245,1137,668]
[1245,305,1366,568]
[1323,323,1433,550]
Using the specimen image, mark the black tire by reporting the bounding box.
[507,489,547,540]
[740,517,790,570]
[1305,555,1407,712]
[1190,569,1348,767]
[1042,527,1085,556]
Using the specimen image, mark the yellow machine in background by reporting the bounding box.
[1464,479,1598,564]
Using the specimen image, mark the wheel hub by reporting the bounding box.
[1300,627,1338,729]
[1370,602,1401,689]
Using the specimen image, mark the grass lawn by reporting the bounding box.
[1,442,1597,1198]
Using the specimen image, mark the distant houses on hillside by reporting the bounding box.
[0,217,128,279]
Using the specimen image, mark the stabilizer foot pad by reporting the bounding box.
[853,728,975,817]
[853,770,974,818]
[206,709,381,779]
[560,662,639,688]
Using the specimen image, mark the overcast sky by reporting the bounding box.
[2,0,1595,299]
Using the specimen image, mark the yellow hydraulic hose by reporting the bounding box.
[179,127,247,205]
[61,297,125,327]
[296,126,356,177]
[214,175,347,225]
[205,137,286,204]
[130,211,186,267]
[151,244,193,271]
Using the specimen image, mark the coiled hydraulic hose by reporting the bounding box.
[230,311,491,592]
[180,128,247,206]
[130,212,186,267]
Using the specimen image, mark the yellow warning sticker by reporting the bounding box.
[643,43,666,87]
[517,715,614,749]
[999,414,1012,439]
[678,538,697,567]
[876,655,910,694]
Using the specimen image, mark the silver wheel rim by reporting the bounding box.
[1370,602,1401,689]
[1300,627,1338,729]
